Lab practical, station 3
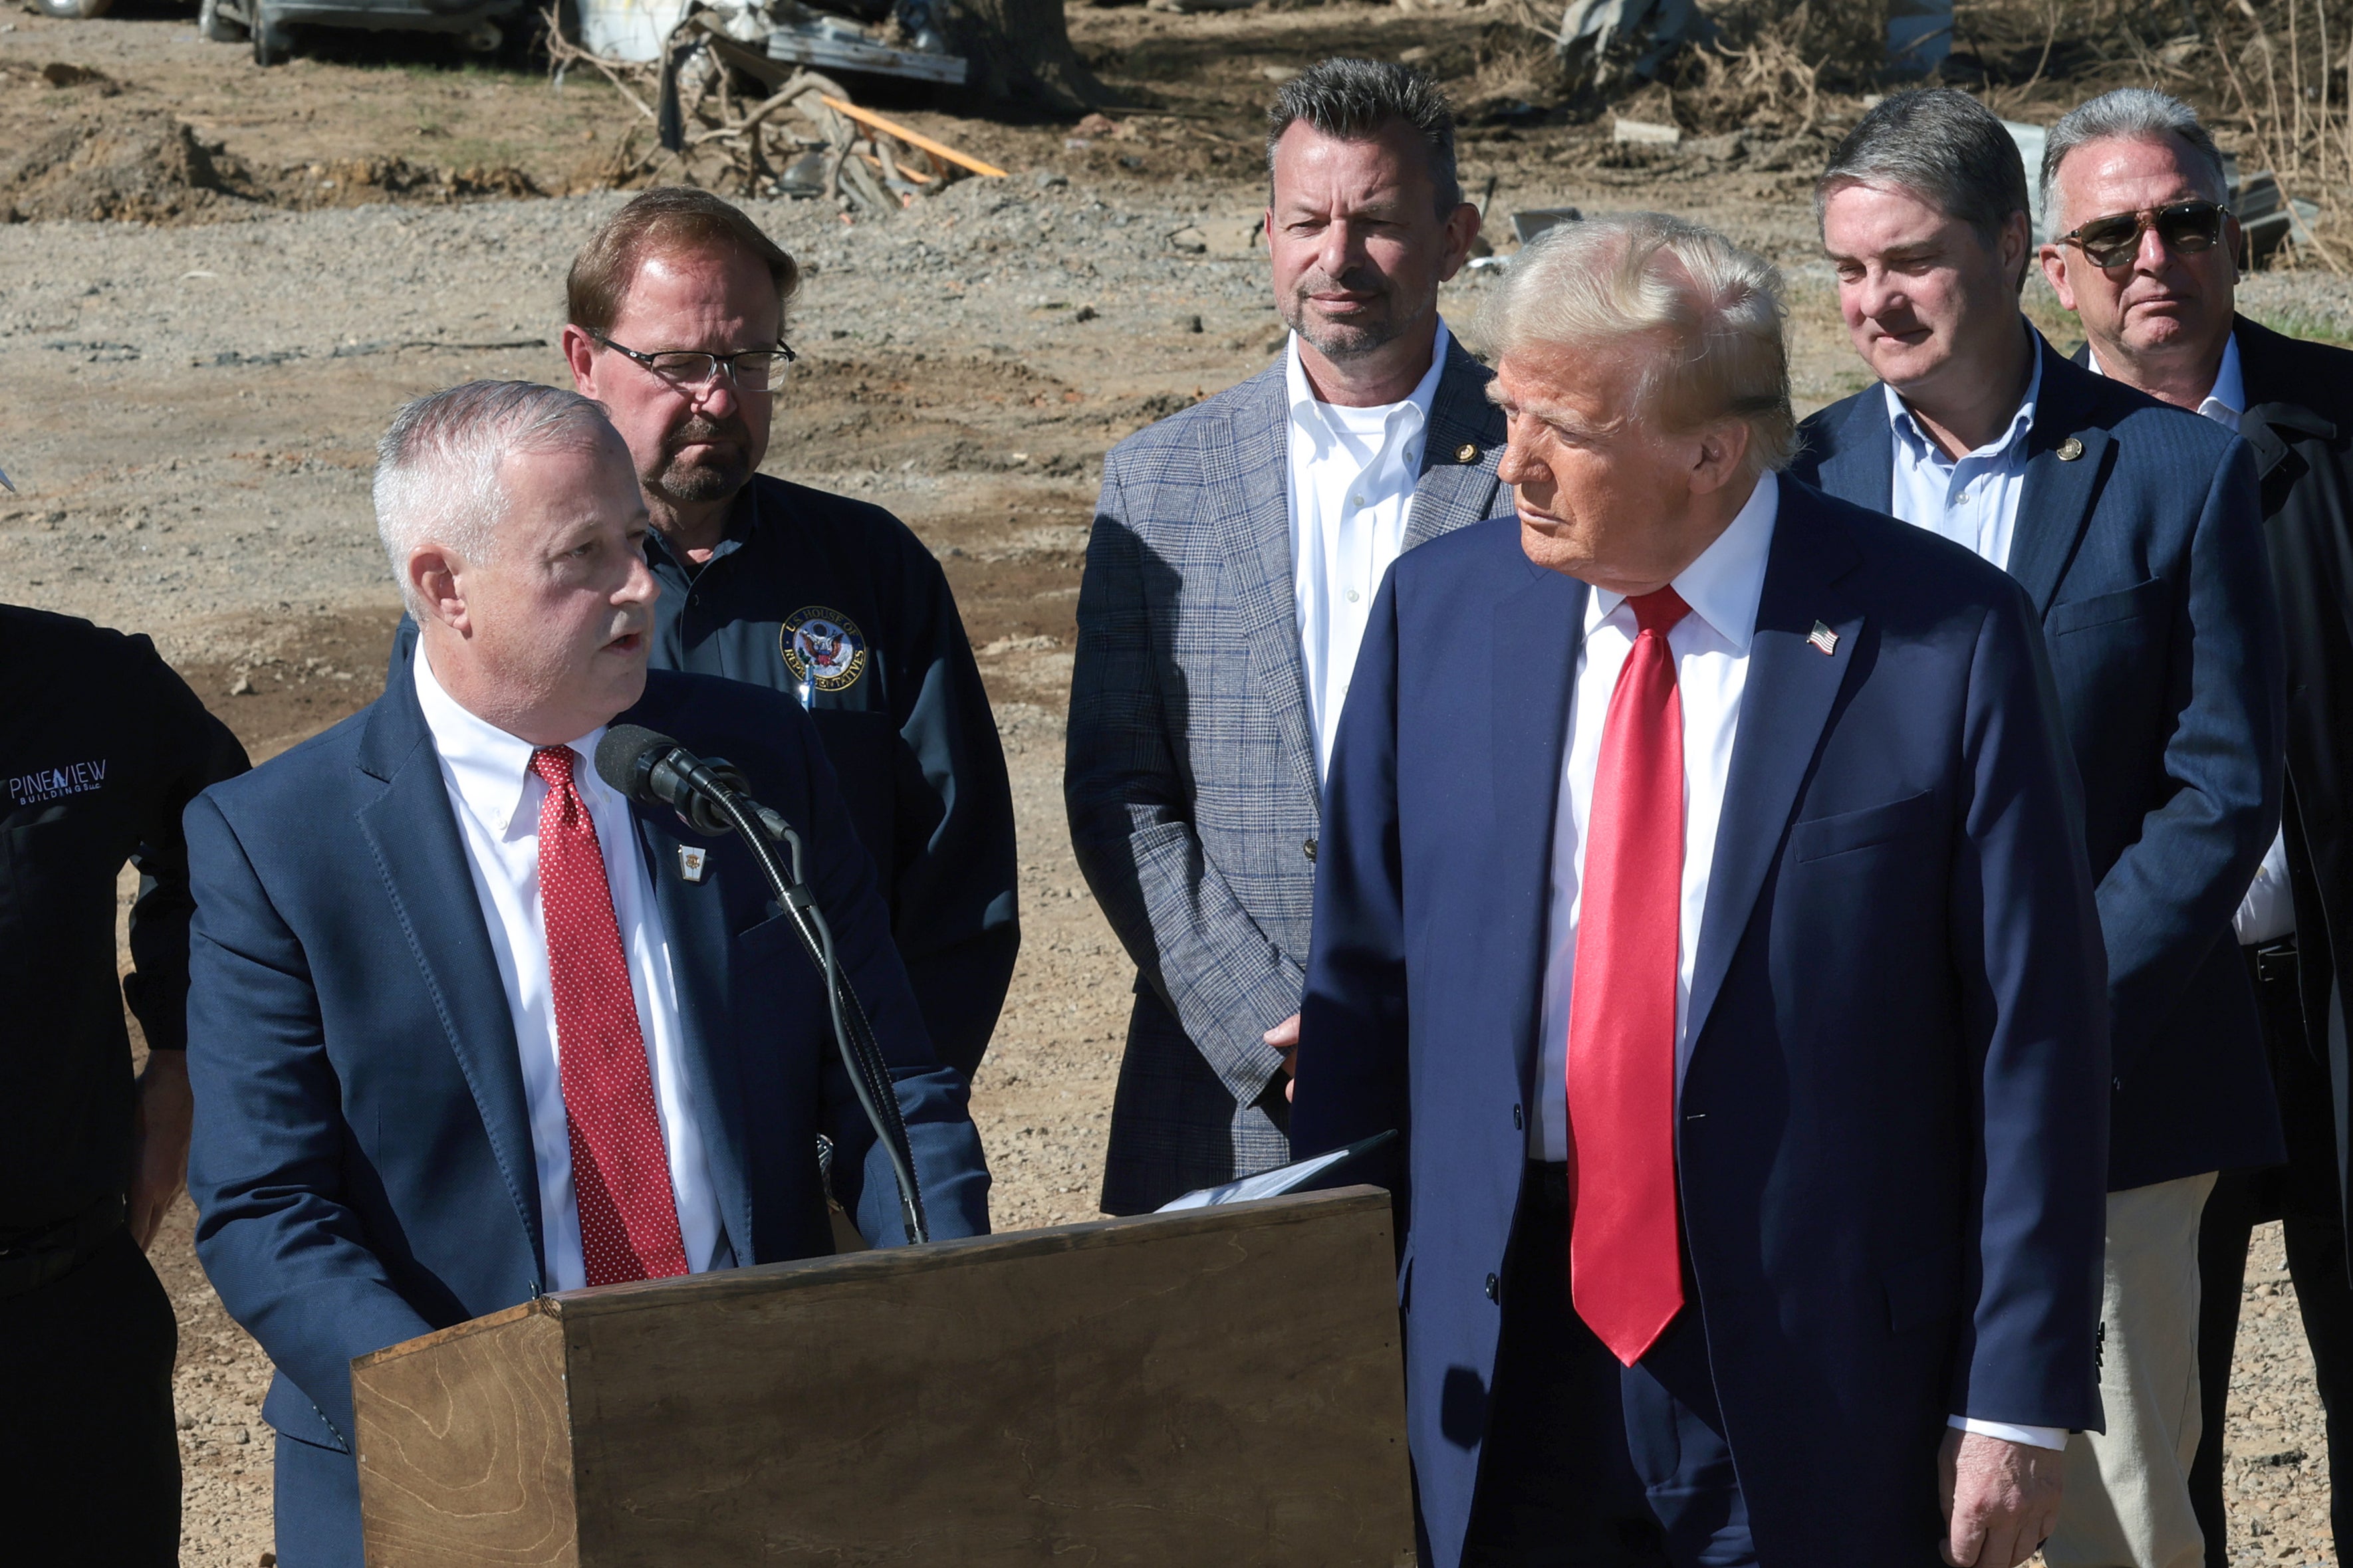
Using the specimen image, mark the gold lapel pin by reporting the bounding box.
[2057,436,2085,461]
[1455,442,1479,463]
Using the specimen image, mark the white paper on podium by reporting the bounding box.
[1155,1131,1396,1212]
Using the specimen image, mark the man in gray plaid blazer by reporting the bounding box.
[1067,59,1515,1214]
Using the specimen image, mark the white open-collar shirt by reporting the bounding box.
[1287,320,1451,777]
[413,643,727,1292]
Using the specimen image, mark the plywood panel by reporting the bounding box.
[562,1189,1408,1566]
[355,1303,578,1567]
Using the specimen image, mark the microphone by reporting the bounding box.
[596,725,749,838]
[591,723,930,1245]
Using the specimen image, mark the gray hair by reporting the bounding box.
[2041,88,2229,235]
[373,380,618,614]
[1482,211,1796,474]
[1816,88,2031,264]
[1265,58,1462,212]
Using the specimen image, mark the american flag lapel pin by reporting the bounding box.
[1808,620,1839,656]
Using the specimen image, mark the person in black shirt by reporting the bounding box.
[0,604,249,1563]
[557,188,1019,1079]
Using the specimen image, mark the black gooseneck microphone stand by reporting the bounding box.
[596,725,929,1246]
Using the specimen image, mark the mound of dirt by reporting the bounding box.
[0,111,263,224]
[0,108,547,226]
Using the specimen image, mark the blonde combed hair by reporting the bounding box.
[1481,211,1796,474]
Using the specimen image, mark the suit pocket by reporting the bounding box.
[735,909,806,975]
[1884,1246,1961,1335]
[1788,790,1939,863]
[2047,576,2165,637]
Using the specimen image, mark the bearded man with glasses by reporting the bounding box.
[553,188,1019,1084]
[1788,86,2286,1568]
[2043,87,2353,1568]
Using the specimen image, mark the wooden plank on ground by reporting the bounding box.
[818,95,1008,178]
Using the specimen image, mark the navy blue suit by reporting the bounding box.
[1292,481,2111,1567]
[1789,334,2287,1190]
[184,661,989,1565]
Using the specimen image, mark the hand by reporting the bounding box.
[1940,1428,2063,1567]
[1265,1014,1300,1103]
[128,1052,195,1252]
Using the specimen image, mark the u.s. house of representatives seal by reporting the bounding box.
[781,607,868,693]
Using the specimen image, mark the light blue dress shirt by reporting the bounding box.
[1884,348,2046,574]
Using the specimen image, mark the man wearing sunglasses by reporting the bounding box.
[1788,86,2285,1568]
[555,188,1018,1085]
[2043,87,2353,1568]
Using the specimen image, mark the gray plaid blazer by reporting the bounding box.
[1066,337,1513,1214]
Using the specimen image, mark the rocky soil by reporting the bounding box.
[5,2,2349,1561]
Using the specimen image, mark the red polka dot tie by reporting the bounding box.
[531,746,689,1287]
[1565,586,1690,1366]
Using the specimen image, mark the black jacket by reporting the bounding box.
[0,606,247,1234]
[642,475,1019,1079]
[2233,316,2353,1227]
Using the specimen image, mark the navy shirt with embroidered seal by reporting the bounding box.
[0,606,248,1234]
[643,473,1019,1079]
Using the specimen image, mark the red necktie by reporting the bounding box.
[531,746,689,1287]
[1564,586,1690,1365]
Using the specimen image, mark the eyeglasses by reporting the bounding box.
[591,332,798,390]
[2059,201,2231,271]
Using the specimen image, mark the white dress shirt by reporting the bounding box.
[1289,320,1451,776]
[2088,334,2292,946]
[1885,345,2044,573]
[413,644,727,1292]
[1527,473,2062,1449]
[1531,474,1779,1163]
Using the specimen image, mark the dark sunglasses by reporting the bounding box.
[2059,200,2231,271]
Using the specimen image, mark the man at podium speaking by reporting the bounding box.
[182,382,991,1568]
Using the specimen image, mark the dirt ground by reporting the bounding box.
[5,0,2350,1561]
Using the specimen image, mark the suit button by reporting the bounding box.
[1303,837,1318,862]
[1485,1273,1501,1303]
[1511,1103,1523,1131]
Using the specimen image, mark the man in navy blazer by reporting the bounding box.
[184,382,989,1567]
[1789,90,2283,1568]
[1293,213,2110,1567]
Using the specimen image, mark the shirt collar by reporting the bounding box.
[646,486,757,576]
[1589,471,1781,657]
[2203,330,2245,420]
[2083,330,2244,421]
[412,640,614,840]
[1884,328,2044,466]
[1284,318,1452,442]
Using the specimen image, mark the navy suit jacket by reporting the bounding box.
[1293,482,2110,1568]
[1789,332,2287,1188]
[184,661,990,1469]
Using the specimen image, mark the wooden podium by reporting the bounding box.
[350,1186,1414,1566]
